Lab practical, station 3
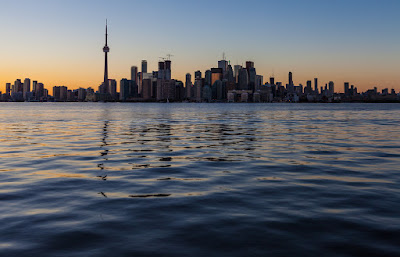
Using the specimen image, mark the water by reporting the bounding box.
[0,103,399,257]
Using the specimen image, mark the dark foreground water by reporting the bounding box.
[0,103,399,257]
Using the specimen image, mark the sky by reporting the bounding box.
[0,0,399,93]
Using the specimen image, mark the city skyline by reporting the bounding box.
[1,0,399,93]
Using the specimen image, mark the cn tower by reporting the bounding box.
[103,20,110,93]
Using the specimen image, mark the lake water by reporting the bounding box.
[0,103,399,256]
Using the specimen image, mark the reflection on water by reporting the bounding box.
[0,103,400,256]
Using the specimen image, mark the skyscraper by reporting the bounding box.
[344,82,349,96]
[288,72,293,86]
[185,73,192,99]
[329,81,335,96]
[142,60,147,73]
[103,20,110,94]
[23,78,31,100]
[314,78,318,94]
[131,66,138,83]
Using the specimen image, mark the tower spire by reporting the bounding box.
[105,19,108,46]
[103,20,110,95]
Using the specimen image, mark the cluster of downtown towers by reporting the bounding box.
[1,23,398,103]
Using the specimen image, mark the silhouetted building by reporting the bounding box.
[288,72,293,86]
[314,78,318,94]
[211,68,223,86]
[131,66,138,83]
[344,82,350,96]
[142,60,147,73]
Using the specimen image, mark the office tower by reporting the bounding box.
[238,68,249,90]
[234,65,241,83]
[142,60,147,73]
[185,73,192,99]
[142,79,152,100]
[13,79,22,93]
[131,66,138,83]
[6,83,11,94]
[120,79,131,101]
[78,88,87,101]
[288,72,293,86]
[53,86,60,100]
[205,70,212,86]
[226,64,235,82]
[158,61,165,80]
[344,82,349,96]
[211,68,223,86]
[255,75,263,91]
[314,78,318,94]
[103,20,110,94]
[248,67,256,91]
[194,70,202,80]
[60,86,68,101]
[246,61,254,70]
[36,83,44,100]
[194,78,203,102]
[165,60,171,80]
[109,79,117,100]
[218,60,228,74]
[305,80,312,94]
[269,77,275,85]
[23,78,31,100]
[32,81,37,93]
[329,81,334,95]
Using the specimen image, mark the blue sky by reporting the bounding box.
[0,0,399,91]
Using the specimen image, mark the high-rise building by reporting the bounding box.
[131,66,138,83]
[120,79,131,101]
[329,81,335,96]
[142,60,147,73]
[314,78,318,94]
[158,62,165,80]
[53,86,61,100]
[36,83,44,100]
[6,83,11,95]
[142,79,152,100]
[288,72,293,86]
[344,82,349,96]
[32,81,37,93]
[211,68,223,86]
[23,78,31,100]
[269,77,275,85]
[218,60,228,74]
[165,60,171,80]
[78,88,87,101]
[13,79,22,93]
[195,70,202,80]
[185,73,192,99]
[305,80,312,94]
[246,61,254,70]
[103,20,110,95]
[238,68,249,90]
[234,65,241,83]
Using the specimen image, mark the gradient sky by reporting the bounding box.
[1,0,399,93]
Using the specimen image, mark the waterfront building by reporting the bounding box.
[314,78,318,94]
[131,66,138,84]
[211,68,223,86]
[185,73,192,99]
[329,81,335,96]
[288,72,293,86]
[23,78,31,100]
[142,60,147,74]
